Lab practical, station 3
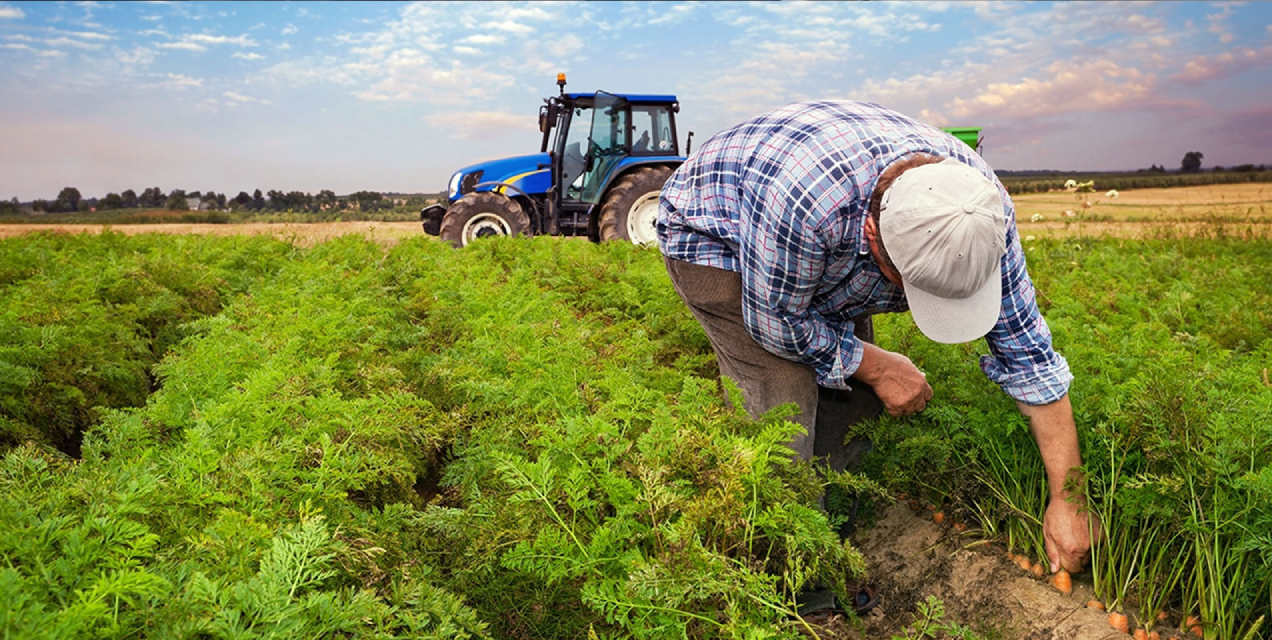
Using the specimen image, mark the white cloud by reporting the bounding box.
[281,24,298,36]
[141,14,161,21]
[118,46,155,65]
[160,72,203,89]
[156,41,206,52]
[427,110,535,140]
[185,33,256,47]
[459,34,504,45]
[277,42,291,50]
[453,45,481,55]
[59,30,113,40]
[0,42,32,50]
[489,20,534,35]
[232,51,264,60]
[0,5,26,19]
[3,33,33,41]
[223,90,271,105]
[45,37,104,50]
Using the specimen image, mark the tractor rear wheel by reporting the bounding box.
[439,192,530,248]
[597,166,673,245]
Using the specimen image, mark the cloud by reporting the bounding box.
[3,33,33,41]
[281,24,298,36]
[427,110,535,140]
[459,34,504,45]
[58,30,113,40]
[453,45,480,55]
[184,33,257,47]
[232,51,264,61]
[0,4,26,19]
[156,41,206,52]
[223,91,271,105]
[160,72,203,89]
[118,46,156,65]
[45,37,105,50]
[0,42,32,51]
[489,20,534,35]
[354,53,516,104]
[1171,45,1272,85]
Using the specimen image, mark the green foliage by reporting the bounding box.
[3,231,1270,638]
[864,235,1272,638]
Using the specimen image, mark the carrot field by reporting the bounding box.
[1,214,1269,638]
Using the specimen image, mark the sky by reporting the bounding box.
[1,1,1270,202]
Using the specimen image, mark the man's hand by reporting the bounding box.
[1044,493,1097,573]
[1018,395,1097,573]
[853,343,933,417]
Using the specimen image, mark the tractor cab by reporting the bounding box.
[422,74,688,247]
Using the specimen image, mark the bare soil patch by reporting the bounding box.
[808,503,1174,639]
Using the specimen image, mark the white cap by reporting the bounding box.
[878,158,1007,344]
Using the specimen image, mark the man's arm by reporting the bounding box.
[1016,394,1096,573]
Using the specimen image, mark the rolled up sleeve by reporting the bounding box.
[980,221,1073,404]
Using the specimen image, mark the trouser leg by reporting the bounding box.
[663,257,886,464]
[663,256,819,460]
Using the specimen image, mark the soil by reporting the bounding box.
[810,502,1158,639]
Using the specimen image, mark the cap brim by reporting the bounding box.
[903,269,1002,344]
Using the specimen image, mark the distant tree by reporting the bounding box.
[32,199,50,213]
[316,189,337,210]
[252,189,265,210]
[215,192,227,210]
[98,193,125,210]
[139,187,165,208]
[349,190,384,211]
[121,189,138,208]
[187,190,202,200]
[1181,151,1204,173]
[165,189,188,210]
[232,191,252,208]
[266,189,285,211]
[55,187,82,212]
[0,197,21,216]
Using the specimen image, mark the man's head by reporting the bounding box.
[866,155,1007,344]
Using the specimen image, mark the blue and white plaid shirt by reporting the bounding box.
[657,100,1071,405]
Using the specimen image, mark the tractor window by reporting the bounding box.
[580,92,628,203]
[631,105,676,156]
[560,106,592,197]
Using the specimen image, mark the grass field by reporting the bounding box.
[1,184,1269,639]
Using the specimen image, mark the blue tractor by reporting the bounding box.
[421,74,688,247]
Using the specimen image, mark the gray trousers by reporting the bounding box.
[665,257,883,472]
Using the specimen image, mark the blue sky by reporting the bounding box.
[1,1,1269,201]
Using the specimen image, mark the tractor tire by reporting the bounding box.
[597,165,674,245]
[439,192,530,248]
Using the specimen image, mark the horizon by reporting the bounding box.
[2,0,1270,201]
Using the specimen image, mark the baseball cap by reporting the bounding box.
[878,157,1007,344]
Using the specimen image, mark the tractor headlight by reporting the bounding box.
[448,171,463,199]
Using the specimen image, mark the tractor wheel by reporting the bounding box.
[597,166,674,245]
[439,192,530,248]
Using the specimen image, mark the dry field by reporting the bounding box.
[1012,182,1272,238]
[2,184,1269,243]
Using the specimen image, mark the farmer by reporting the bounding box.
[657,100,1093,616]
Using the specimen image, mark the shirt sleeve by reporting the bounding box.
[979,202,1073,404]
[735,155,865,390]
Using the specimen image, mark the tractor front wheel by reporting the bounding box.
[439,193,530,248]
[597,166,673,245]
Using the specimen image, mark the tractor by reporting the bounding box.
[421,73,687,247]
[420,74,984,248]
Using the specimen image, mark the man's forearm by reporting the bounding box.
[1016,394,1083,500]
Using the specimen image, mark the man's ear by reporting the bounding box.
[864,216,879,250]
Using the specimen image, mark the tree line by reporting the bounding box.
[0,187,437,216]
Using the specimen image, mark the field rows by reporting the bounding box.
[1,231,1269,639]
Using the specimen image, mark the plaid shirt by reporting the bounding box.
[657,100,1071,405]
